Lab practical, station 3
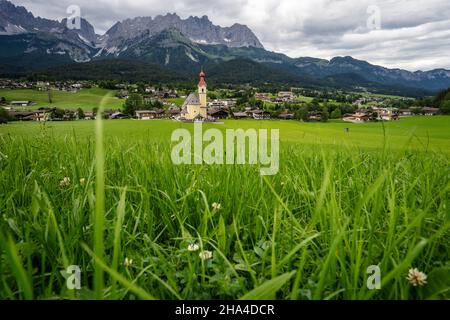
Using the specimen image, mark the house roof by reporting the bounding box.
[422,107,439,112]
[135,110,153,114]
[208,108,229,115]
[182,93,201,107]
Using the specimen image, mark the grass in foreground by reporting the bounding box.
[0,118,449,300]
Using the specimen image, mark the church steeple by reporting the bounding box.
[198,67,207,88]
[198,67,207,107]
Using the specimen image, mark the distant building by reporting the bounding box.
[135,109,165,120]
[422,107,439,116]
[233,112,248,119]
[278,113,294,120]
[250,109,271,120]
[208,108,229,119]
[278,91,296,102]
[10,101,34,107]
[399,109,412,116]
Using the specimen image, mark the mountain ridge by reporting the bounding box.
[0,0,449,94]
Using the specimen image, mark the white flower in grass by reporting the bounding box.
[188,243,200,252]
[407,268,427,287]
[199,250,213,261]
[124,257,133,268]
[59,177,71,188]
[79,178,86,186]
[212,202,221,210]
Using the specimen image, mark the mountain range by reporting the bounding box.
[0,0,449,96]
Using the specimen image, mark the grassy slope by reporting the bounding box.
[0,88,124,110]
[0,117,449,300]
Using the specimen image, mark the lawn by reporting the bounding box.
[166,97,186,107]
[0,88,124,110]
[0,117,449,300]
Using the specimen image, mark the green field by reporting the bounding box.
[166,97,185,107]
[0,88,124,110]
[0,117,449,300]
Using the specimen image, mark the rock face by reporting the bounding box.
[103,13,264,50]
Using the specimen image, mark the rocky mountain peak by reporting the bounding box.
[105,13,264,49]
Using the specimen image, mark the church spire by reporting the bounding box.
[198,67,207,87]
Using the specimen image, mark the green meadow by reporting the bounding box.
[0,117,449,300]
[0,88,124,110]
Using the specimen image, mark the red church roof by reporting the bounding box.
[198,68,207,87]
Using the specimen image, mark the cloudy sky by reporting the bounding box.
[10,0,450,71]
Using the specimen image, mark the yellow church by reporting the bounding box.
[181,68,208,121]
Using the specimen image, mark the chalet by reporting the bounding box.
[374,107,399,121]
[251,109,271,120]
[208,108,229,119]
[343,114,370,123]
[233,112,248,119]
[110,112,128,119]
[278,113,294,120]
[169,106,181,118]
[153,109,167,119]
[135,109,166,120]
[136,110,154,120]
[84,112,94,120]
[422,107,439,116]
[11,101,34,107]
[34,110,51,122]
[399,108,412,116]
[308,111,323,122]
[8,111,35,121]
[278,91,296,102]
[255,93,271,101]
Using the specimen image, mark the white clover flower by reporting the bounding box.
[407,268,427,287]
[199,250,213,261]
[188,243,200,252]
[212,202,221,210]
[59,177,71,188]
[79,178,86,186]
[124,257,133,268]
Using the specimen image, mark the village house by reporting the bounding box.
[233,112,248,119]
[255,93,271,102]
[34,109,51,122]
[84,112,95,120]
[168,106,181,118]
[278,113,294,120]
[10,101,34,107]
[136,110,157,120]
[278,91,296,102]
[208,108,229,119]
[250,109,271,120]
[208,99,236,109]
[308,111,325,122]
[399,108,412,116]
[7,110,35,121]
[422,107,439,116]
[110,112,128,120]
[373,107,399,121]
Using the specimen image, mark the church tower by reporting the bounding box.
[198,68,207,107]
